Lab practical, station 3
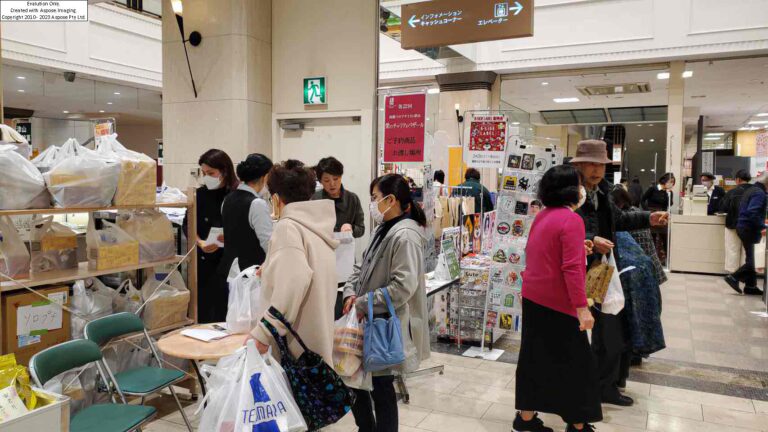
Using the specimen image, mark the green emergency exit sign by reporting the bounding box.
[303,77,327,105]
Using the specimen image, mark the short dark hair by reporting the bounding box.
[465,168,481,181]
[236,153,273,184]
[538,165,581,207]
[701,172,716,180]
[658,172,676,186]
[199,149,238,191]
[735,169,752,182]
[610,187,633,210]
[370,174,427,227]
[315,157,344,178]
[434,170,445,184]
[530,200,542,208]
[267,159,316,204]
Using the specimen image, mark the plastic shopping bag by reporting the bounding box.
[0,144,50,210]
[29,216,78,273]
[198,347,248,432]
[0,216,31,280]
[226,265,263,334]
[601,253,626,315]
[44,138,120,208]
[96,134,156,205]
[140,270,190,329]
[113,279,143,314]
[32,145,60,173]
[333,307,363,377]
[157,184,188,204]
[70,278,116,338]
[116,209,175,263]
[86,218,140,271]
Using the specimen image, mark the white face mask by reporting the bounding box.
[576,186,587,209]
[202,175,222,190]
[370,196,393,225]
[702,180,713,189]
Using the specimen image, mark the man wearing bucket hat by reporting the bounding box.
[570,140,669,408]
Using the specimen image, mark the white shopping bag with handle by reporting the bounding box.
[226,265,263,334]
[601,252,626,315]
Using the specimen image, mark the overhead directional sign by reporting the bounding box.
[401,0,533,50]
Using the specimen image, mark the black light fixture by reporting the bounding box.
[171,0,202,98]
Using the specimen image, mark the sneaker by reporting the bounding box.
[565,425,596,432]
[724,275,742,294]
[744,286,764,296]
[513,412,554,432]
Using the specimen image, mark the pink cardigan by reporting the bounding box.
[522,207,588,318]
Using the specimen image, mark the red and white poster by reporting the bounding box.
[756,131,768,175]
[383,93,426,162]
[464,113,508,168]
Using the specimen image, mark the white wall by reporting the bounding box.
[1,3,161,89]
[381,0,768,81]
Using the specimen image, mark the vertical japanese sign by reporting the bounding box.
[383,93,426,162]
[464,113,508,168]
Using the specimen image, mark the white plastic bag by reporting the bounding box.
[601,253,625,315]
[32,145,60,173]
[225,342,307,432]
[198,347,248,432]
[96,134,156,205]
[226,265,263,334]
[333,307,363,377]
[44,138,120,208]
[141,270,190,329]
[29,216,78,273]
[116,209,175,263]
[71,277,116,338]
[0,216,31,280]
[157,184,188,204]
[0,144,50,210]
[113,279,143,314]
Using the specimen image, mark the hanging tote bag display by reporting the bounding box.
[262,307,355,431]
[362,287,405,372]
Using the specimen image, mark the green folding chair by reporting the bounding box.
[29,339,157,432]
[84,312,193,431]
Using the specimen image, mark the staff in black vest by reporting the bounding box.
[184,149,238,323]
[219,154,274,277]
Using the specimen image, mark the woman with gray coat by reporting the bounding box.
[343,173,430,432]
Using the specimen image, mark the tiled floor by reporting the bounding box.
[143,272,768,431]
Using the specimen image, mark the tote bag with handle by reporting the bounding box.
[362,287,405,372]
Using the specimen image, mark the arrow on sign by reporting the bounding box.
[511,1,524,15]
[408,15,421,28]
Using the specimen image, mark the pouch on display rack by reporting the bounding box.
[29,216,78,274]
[116,209,175,264]
[96,134,157,206]
[44,138,120,208]
[141,269,190,330]
[225,265,263,335]
[0,216,31,280]
[0,144,50,210]
[86,217,140,271]
[31,145,60,174]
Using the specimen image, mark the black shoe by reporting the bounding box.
[565,425,596,432]
[724,275,742,294]
[602,394,634,407]
[513,412,553,432]
[744,286,764,296]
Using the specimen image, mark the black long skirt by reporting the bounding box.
[515,298,603,425]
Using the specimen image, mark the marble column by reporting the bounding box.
[161,0,272,188]
[666,61,685,214]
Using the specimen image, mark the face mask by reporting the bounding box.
[202,175,222,190]
[702,180,713,188]
[370,196,393,225]
[576,186,587,209]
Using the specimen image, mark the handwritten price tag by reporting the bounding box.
[16,301,63,336]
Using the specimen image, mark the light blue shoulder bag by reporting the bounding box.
[363,287,405,372]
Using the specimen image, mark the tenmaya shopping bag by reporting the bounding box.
[226,265,263,334]
[363,287,405,372]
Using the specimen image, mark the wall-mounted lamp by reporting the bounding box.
[171,0,202,98]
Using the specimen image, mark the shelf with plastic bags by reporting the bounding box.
[0,201,191,217]
[0,255,185,292]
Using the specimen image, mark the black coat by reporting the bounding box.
[641,186,673,211]
[576,180,651,263]
[706,186,726,216]
[719,183,752,229]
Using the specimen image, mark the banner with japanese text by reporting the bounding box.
[383,93,426,162]
[464,113,508,168]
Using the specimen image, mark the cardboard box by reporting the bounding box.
[2,285,71,366]
[87,241,139,271]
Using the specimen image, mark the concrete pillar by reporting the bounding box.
[161,0,272,188]
[666,61,685,213]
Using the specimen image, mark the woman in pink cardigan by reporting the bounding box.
[513,165,602,432]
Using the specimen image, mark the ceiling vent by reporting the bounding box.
[577,83,651,96]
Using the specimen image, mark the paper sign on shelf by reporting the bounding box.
[16,301,63,336]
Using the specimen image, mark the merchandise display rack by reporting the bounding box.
[0,195,198,359]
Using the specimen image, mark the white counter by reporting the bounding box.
[669,214,726,275]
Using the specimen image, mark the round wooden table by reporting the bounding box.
[157,323,249,396]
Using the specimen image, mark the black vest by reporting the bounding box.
[218,189,267,275]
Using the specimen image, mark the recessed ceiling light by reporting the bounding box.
[107,102,113,105]
[657,72,670,80]
[704,137,720,140]
[511,122,521,125]
[99,110,105,113]
[427,88,440,94]
[639,139,645,143]
[650,139,655,142]
[62,110,69,114]
[740,127,752,131]
[113,92,121,95]
[682,71,693,78]
[648,124,654,127]
[637,124,643,127]
[541,82,549,86]
[706,133,725,136]
[749,120,768,125]
[16,76,26,80]
[756,113,768,117]
[17,89,25,93]
[641,169,646,172]
[553,97,579,103]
